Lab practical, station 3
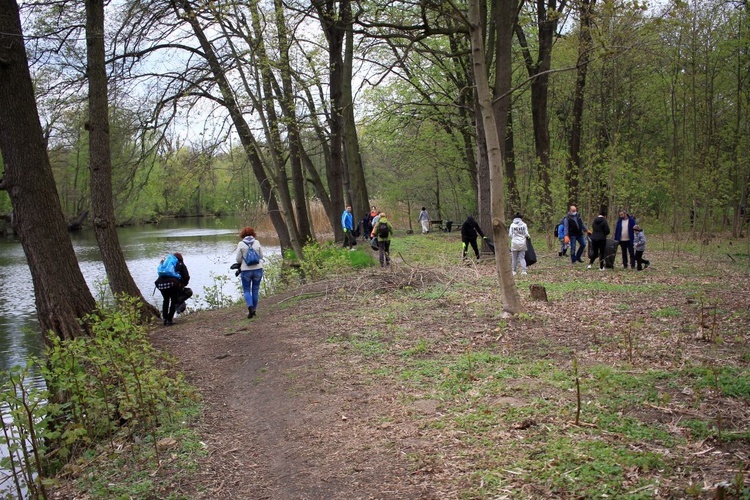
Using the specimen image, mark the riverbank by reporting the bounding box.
[50,233,750,498]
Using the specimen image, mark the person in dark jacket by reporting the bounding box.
[155,252,191,326]
[563,205,589,264]
[614,209,637,269]
[461,215,486,260]
[588,210,610,270]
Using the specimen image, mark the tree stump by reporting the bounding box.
[529,284,548,302]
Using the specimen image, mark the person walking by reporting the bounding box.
[155,252,190,326]
[461,215,486,260]
[418,207,430,234]
[341,205,355,250]
[633,225,650,271]
[614,209,637,269]
[235,227,264,319]
[508,212,530,275]
[371,212,393,267]
[588,209,610,270]
[563,205,589,264]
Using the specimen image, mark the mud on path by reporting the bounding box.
[150,280,437,500]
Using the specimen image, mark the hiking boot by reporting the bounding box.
[521,271,527,275]
[644,262,650,269]
[247,306,254,319]
[587,264,592,269]
[176,302,187,315]
[558,251,562,257]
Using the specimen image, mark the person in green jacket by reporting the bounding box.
[371,212,393,267]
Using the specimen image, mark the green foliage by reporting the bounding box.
[0,297,195,497]
[0,363,51,499]
[199,273,243,310]
[39,296,192,467]
[293,242,374,282]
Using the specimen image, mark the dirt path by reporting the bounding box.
[151,284,435,499]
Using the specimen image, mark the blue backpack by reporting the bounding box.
[157,254,181,279]
[244,243,260,266]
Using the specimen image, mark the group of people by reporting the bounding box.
[156,225,265,326]
[558,205,650,271]
[156,204,651,326]
[343,205,394,267]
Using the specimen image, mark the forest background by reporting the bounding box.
[2,0,748,241]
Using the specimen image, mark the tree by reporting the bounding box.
[467,0,522,314]
[515,0,568,225]
[0,0,97,341]
[565,0,596,206]
[85,0,159,318]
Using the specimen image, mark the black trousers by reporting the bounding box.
[378,239,391,266]
[342,231,355,249]
[619,240,635,268]
[635,251,650,270]
[159,286,181,322]
[589,239,607,268]
[463,238,479,258]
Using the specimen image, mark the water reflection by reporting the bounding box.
[0,216,280,377]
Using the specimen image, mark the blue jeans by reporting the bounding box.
[241,269,263,309]
[569,234,586,263]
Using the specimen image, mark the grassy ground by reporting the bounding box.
[327,230,750,497]
[51,229,750,499]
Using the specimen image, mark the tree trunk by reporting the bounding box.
[505,108,520,213]
[273,0,313,243]
[342,15,370,222]
[493,0,521,214]
[85,0,159,319]
[515,0,567,226]
[315,0,347,243]
[566,0,595,205]
[246,0,303,257]
[468,0,522,314]
[0,0,97,342]
[174,0,292,250]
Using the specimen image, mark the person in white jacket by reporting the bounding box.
[235,226,264,319]
[508,213,530,275]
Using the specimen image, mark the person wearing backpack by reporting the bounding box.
[563,205,590,264]
[235,226,264,319]
[370,212,393,267]
[155,252,190,326]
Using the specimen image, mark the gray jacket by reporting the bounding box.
[634,231,646,252]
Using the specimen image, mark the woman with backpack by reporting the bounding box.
[370,212,393,267]
[235,226,264,319]
[155,252,190,326]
